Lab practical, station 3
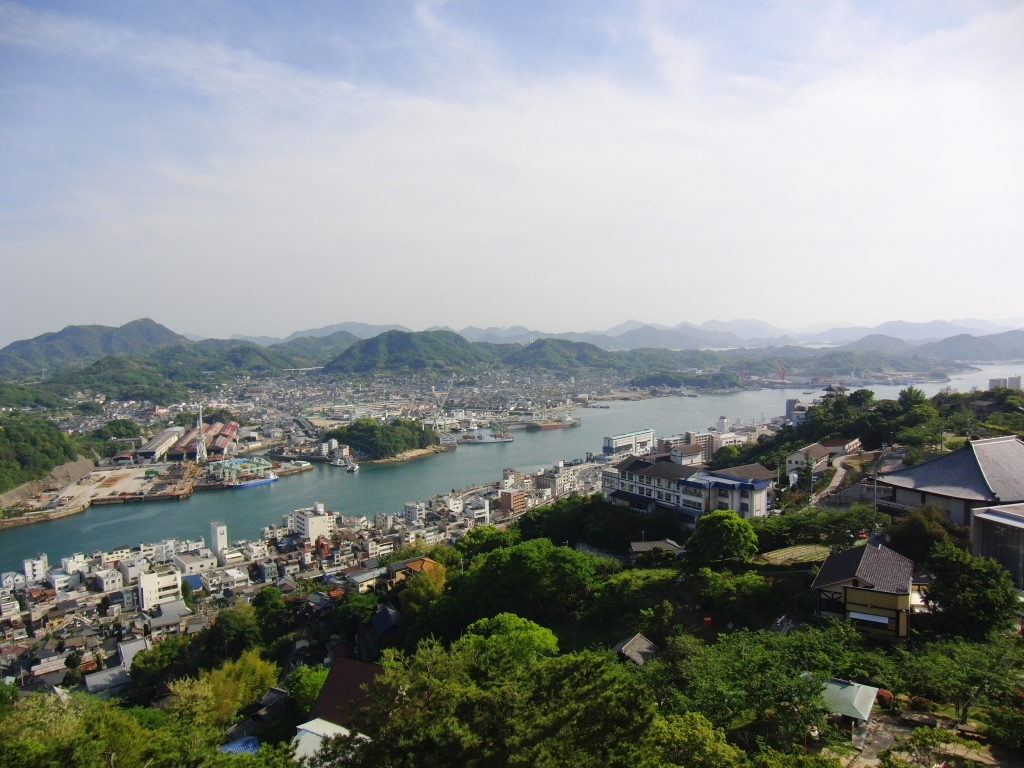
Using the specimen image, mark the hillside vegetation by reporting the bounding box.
[0,319,184,376]
[0,414,81,496]
[270,330,360,364]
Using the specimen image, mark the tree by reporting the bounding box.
[848,389,875,409]
[878,726,972,768]
[398,564,447,620]
[710,445,743,469]
[924,542,1019,640]
[454,524,520,559]
[687,510,758,564]
[205,601,262,661]
[636,712,744,768]
[286,665,330,717]
[253,585,287,640]
[898,386,928,412]
[200,649,279,725]
[180,579,196,610]
[886,505,951,564]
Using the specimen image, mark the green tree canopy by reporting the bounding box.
[924,542,1020,641]
[686,510,758,564]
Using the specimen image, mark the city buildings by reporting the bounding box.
[138,564,182,611]
[602,429,656,456]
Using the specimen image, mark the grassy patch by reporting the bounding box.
[753,544,831,566]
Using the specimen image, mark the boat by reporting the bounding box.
[458,425,514,444]
[525,414,580,431]
[346,462,359,472]
[329,458,347,467]
[232,471,278,488]
[458,434,514,444]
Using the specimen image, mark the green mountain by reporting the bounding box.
[40,356,190,404]
[271,330,360,364]
[323,330,505,374]
[0,382,67,409]
[0,319,185,376]
[502,338,620,370]
[915,330,1024,360]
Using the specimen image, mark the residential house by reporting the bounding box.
[629,539,684,561]
[786,443,830,474]
[613,633,659,666]
[810,543,913,639]
[821,437,862,457]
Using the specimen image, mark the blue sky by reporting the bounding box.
[2,1,1023,344]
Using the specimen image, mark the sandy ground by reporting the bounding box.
[0,456,96,509]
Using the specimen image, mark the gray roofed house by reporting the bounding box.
[83,636,152,696]
[822,679,878,722]
[811,543,913,639]
[613,633,659,665]
[630,539,684,557]
[370,603,401,636]
[879,436,1024,525]
[709,463,777,482]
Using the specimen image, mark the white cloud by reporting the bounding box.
[1,1,1023,342]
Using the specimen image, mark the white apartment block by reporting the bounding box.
[0,589,19,618]
[404,502,427,524]
[294,503,335,541]
[138,565,181,611]
[23,554,48,585]
[243,541,269,561]
[603,429,656,457]
[211,522,229,554]
[118,557,149,586]
[172,552,217,575]
[61,553,90,577]
[93,569,124,592]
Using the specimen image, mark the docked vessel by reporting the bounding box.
[232,471,278,488]
[346,462,359,472]
[329,458,347,467]
[458,425,514,444]
[525,414,580,431]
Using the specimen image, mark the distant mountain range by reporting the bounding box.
[0,319,185,377]
[3,317,1024,405]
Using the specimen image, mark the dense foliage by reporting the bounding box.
[321,418,439,459]
[0,382,66,409]
[0,414,80,496]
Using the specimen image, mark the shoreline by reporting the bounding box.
[363,445,452,465]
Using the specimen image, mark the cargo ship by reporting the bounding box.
[525,415,580,431]
[232,471,279,488]
[458,426,514,444]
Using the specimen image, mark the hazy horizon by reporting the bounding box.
[3,1,1023,345]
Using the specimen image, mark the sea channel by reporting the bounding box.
[0,364,1019,572]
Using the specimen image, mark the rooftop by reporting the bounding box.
[811,543,912,594]
[881,437,1024,503]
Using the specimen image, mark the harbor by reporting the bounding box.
[0,364,1016,573]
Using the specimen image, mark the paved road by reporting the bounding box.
[811,455,847,503]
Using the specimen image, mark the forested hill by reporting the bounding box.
[270,330,360,364]
[0,319,184,376]
[322,330,513,373]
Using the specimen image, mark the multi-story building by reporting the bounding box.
[603,454,774,523]
[0,589,20,618]
[138,564,182,611]
[258,560,279,583]
[535,462,577,497]
[172,552,218,575]
[23,554,48,585]
[497,489,526,515]
[294,503,336,541]
[93,569,124,593]
[404,502,427,525]
[786,443,830,474]
[211,522,229,554]
[970,502,1024,592]
[118,557,149,586]
[603,429,656,457]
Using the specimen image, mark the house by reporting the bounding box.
[968,400,1001,417]
[83,637,152,697]
[878,437,1024,526]
[970,502,1024,591]
[786,443,830,474]
[309,656,383,727]
[370,603,402,636]
[387,557,444,587]
[822,678,878,725]
[292,719,351,762]
[821,437,862,457]
[629,539,684,560]
[613,633,659,666]
[810,543,913,639]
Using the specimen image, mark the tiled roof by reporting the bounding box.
[810,543,912,594]
[309,658,383,726]
[881,437,1024,503]
[823,679,878,721]
[630,539,683,555]
[710,463,776,482]
[799,443,831,459]
[613,633,659,665]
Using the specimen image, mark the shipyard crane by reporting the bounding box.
[774,360,787,384]
[738,363,746,383]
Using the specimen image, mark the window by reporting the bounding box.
[718,489,729,498]
[740,503,749,513]
[740,489,749,498]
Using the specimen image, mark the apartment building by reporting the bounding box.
[138,564,182,611]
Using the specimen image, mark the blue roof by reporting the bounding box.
[182,574,203,589]
[219,736,260,754]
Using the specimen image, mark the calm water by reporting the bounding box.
[2,364,1018,572]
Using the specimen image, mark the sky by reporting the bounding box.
[1,0,1023,346]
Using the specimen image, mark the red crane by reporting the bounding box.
[774,360,787,383]
[738,363,746,383]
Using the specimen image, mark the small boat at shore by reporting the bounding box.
[346,462,359,472]
[329,458,347,467]
[232,471,278,488]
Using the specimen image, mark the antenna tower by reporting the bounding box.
[194,404,207,463]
